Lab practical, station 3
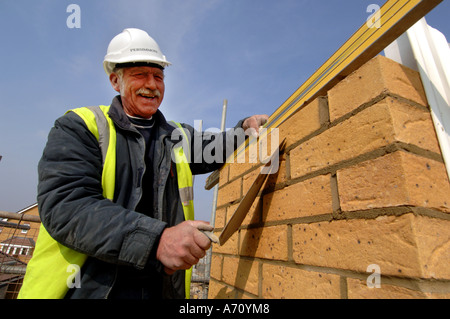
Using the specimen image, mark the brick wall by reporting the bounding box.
[208,55,450,299]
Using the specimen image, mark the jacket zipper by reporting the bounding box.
[135,137,146,210]
[156,138,173,219]
[106,131,146,299]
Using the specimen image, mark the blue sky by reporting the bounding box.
[1,0,449,222]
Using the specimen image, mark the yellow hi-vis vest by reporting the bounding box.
[18,105,195,299]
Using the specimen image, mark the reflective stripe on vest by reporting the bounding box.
[18,106,194,299]
[169,121,194,298]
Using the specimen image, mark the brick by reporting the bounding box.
[225,202,239,225]
[262,174,333,222]
[328,55,427,121]
[265,153,287,189]
[221,197,261,229]
[217,178,242,207]
[214,207,226,229]
[347,277,450,299]
[242,168,264,195]
[235,291,257,299]
[222,256,259,295]
[337,151,450,212]
[208,280,237,299]
[411,215,450,279]
[289,98,441,179]
[242,197,262,226]
[225,202,239,224]
[346,278,429,299]
[389,99,440,154]
[278,97,328,149]
[212,230,238,255]
[209,254,223,281]
[239,225,288,261]
[228,162,254,181]
[292,214,450,279]
[218,164,229,186]
[242,156,287,195]
[261,264,341,298]
[227,128,280,178]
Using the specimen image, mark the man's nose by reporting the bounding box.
[145,74,157,89]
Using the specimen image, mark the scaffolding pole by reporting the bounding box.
[203,99,227,298]
[210,99,228,227]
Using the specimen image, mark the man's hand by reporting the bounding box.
[242,114,269,137]
[156,220,213,275]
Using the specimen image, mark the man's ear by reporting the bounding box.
[109,73,121,93]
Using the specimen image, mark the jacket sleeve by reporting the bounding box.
[37,112,167,270]
[183,118,248,175]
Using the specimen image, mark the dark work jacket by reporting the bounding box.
[37,96,246,299]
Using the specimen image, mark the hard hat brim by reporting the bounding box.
[115,62,165,70]
[103,55,171,75]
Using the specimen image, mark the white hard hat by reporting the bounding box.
[103,28,171,75]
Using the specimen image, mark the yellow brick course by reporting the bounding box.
[328,56,427,121]
[289,98,441,180]
[262,174,333,222]
[262,264,341,299]
[292,214,450,279]
[222,256,259,295]
[239,225,288,261]
[337,151,450,212]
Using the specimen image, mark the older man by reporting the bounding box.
[19,28,268,299]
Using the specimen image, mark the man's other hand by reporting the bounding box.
[242,114,269,137]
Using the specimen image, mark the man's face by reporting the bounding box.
[110,66,165,118]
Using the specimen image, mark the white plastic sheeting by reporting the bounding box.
[385,18,450,181]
